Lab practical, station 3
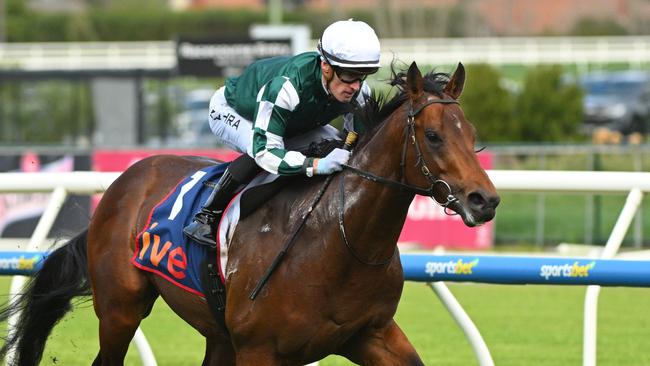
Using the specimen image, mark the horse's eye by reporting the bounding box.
[425,129,442,144]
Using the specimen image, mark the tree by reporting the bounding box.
[570,17,628,36]
[514,65,584,142]
[461,63,516,142]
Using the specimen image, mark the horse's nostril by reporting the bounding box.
[468,191,487,209]
[468,191,500,210]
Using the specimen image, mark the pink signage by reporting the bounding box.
[398,153,494,250]
[92,149,241,210]
[92,149,240,172]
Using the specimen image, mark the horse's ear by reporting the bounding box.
[444,62,466,99]
[406,61,424,97]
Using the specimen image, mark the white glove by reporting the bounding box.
[315,148,351,175]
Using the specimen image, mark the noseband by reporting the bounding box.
[342,96,460,208]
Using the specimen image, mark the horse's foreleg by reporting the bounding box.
[339,319,424,366]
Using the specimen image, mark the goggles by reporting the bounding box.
[332,66,375,84]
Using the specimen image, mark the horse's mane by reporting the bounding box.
[355,61,451,146]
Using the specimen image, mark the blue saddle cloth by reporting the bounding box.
[131,163,229,297]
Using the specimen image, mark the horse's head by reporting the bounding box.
[400,62,500,226]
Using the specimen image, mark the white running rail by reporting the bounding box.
[2,36,650,71]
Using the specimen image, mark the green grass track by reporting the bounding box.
[1,279,648,365]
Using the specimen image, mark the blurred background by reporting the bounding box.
[1,0,650,251]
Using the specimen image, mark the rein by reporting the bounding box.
[338,175,397,266]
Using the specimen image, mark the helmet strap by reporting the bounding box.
[321,61,334,81]
[321,61,335,93]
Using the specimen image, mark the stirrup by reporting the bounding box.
[183,211,221,248]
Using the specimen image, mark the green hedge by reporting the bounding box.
[461,64,584,143]
[7,9,272,42]
[515,65,584,142]
[462,64,516,143]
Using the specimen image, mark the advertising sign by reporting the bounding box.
[176,37,292,77]
[398,153,494,250]
[92,149,241,211]
[92,149,239,172]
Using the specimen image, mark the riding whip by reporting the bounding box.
[249,131,358,300]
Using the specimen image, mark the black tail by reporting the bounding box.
[0,229,91,366]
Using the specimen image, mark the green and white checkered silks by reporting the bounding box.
[252,76,307,175]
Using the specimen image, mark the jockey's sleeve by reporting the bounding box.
[251,76,307,175]
[343,82,371,135]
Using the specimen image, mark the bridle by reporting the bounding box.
[338,96,461,266]
[342,96,461,208]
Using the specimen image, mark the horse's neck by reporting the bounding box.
[339,117,415,263]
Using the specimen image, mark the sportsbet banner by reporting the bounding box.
[93,150,493,250]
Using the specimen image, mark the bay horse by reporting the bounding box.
[0,62,499,365]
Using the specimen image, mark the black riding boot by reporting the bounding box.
[183,169,239,247]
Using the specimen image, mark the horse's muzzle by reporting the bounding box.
[456,190,500,227]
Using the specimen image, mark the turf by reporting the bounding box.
[322,283,650,366]
[495,191,650,246]
[2,279,648,365]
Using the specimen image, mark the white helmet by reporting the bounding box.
[318,20,381,69]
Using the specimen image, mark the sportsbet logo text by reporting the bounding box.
[539,261,595,280]
[0,255,40,271]
[425,258,479,277]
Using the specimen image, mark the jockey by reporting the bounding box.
[184,19,381,247]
